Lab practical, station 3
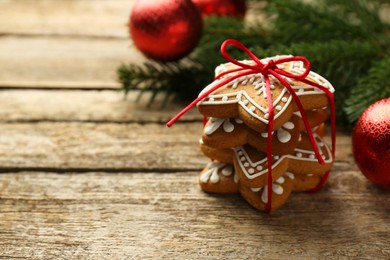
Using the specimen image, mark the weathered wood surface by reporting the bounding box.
[0,171,389,259]
[0,122,204,171]
[0,0,389,258]
[0,0,132,37]
[0,117,351,171]
[0,36,145,88]
[0,90,201,123]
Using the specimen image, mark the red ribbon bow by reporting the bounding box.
[167,39,336,213]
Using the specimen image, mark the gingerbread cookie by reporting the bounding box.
[199,139,234,164]
[233,145,289,188]
[199,161,239,194]
[239,172,294,212]
[202,115,301,155]
[288,133,333,175]
[197,57,335,133]
[231,131,332,187]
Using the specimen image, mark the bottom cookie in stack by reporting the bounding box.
[198,131,334,212]
[239,172,295,212]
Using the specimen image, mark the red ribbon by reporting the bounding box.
[167,39,336,213]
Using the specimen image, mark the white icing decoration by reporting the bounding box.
[260,121,294,143]
[235,118,243,124]
[221,165,233,176]
[204,117,243,136]
[285,172,295,179]
[234,173,239,183]
[251,187,261,192]
[261,183,284,203]
[261,189,268,203]
[273,184,284,195]
[276,176,285,184]
[283,121,294,130]
[223,119,234,133]
[248,168,255,174]
[276,105,282,111]
[293,111,302,118]
[277,128,291,143]
[200,162,233,184]
[200,162,223,183]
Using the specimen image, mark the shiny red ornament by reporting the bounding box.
[352,97,390,189]
[129,0,203,62]
[192,0,247,18]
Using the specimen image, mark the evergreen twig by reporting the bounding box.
[345,57,390,122]
[118,0,390,125]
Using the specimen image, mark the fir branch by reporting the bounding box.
[265,0,380,44]
[118,0,390,124]
[117,60,211,105]
[344,57,390,122]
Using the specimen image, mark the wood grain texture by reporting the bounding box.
[0,90,201,123]
[0,121,352,171]
[0,0,133,37]
[0,122,204,171]
[0,171,388,259]
[0,36,145,88]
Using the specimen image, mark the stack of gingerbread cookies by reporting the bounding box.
[196,56,335,212]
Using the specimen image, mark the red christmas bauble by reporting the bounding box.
[352,97,390,189]
[192,0,247,17]
[129,0,203,62]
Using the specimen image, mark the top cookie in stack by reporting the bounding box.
[197,56,335,212]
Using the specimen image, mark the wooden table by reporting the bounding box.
[0,1,389,259]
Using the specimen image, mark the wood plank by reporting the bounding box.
[0,90,201,123]
[0,122,204,171]
[0,121,353,171]
[0,171,388,259]
[0,36,145,88]
[0,0,133,38]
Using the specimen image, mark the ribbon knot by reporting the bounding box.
[167,39,336,213]
[260,59,276,75]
